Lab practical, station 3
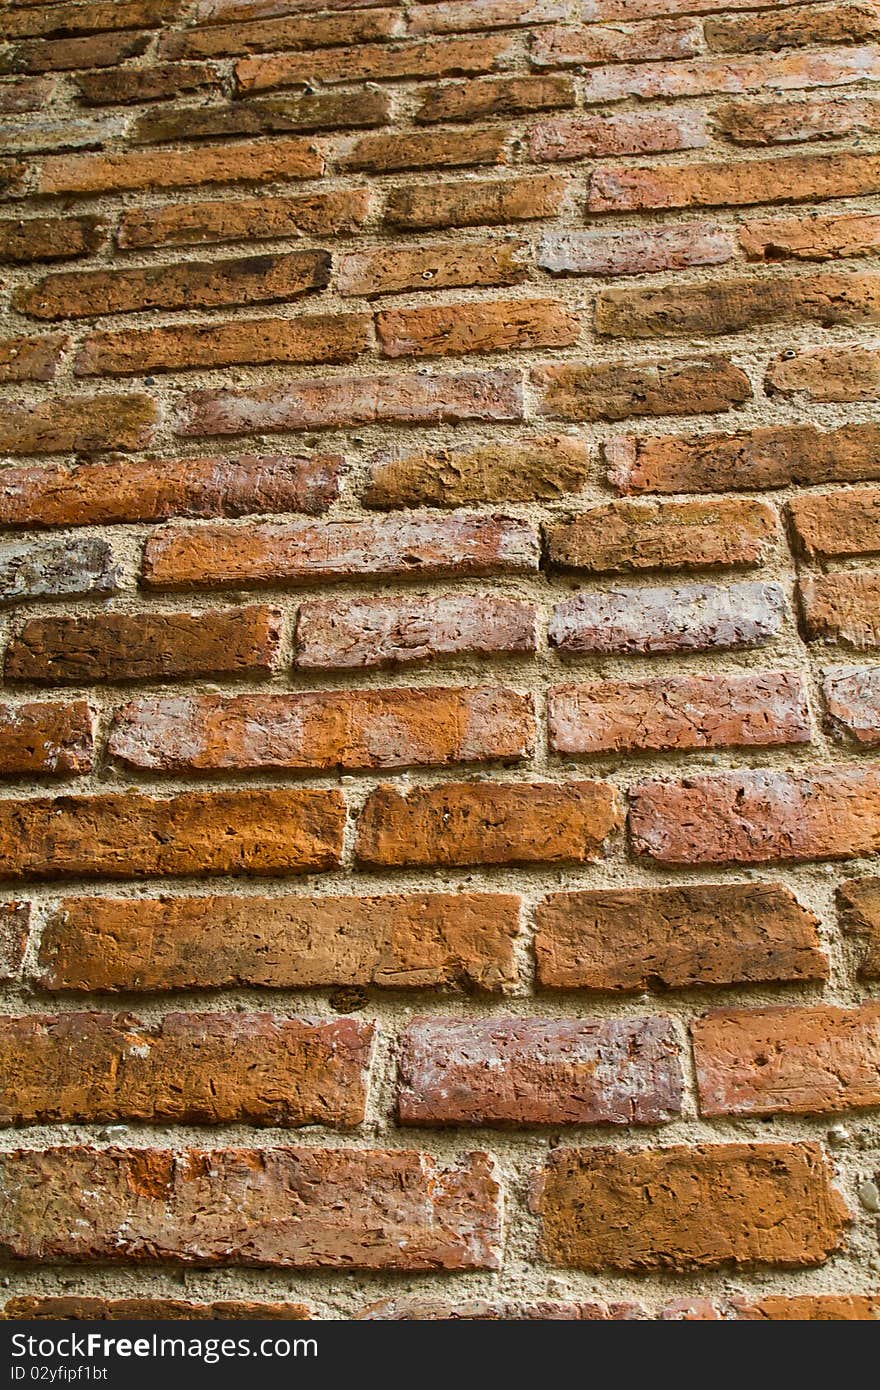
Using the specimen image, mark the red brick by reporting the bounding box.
[732,1296,880,1320]
[337,241,527,299]
[550,581,786,655]
[159,8,401,58]
[589,150,880,213]
[0,902,29,982]
[409,0,567,34]
[341,127,509,173]
[596,272,880,339]
[15,250,331,321]
[739,211,880,261]
[0,32,150,75]
[143,513,537,591]
[0,537,119,605]
[717,94,880,144]
[356,780,621,868]
[0,394,159,457]
[531,17,702,66]
[398,1016,682,1126]
[2,1298,311,1320]
[531,1143,849,1271]
[296,593,538,669]
[0,1147,502,1270]
[132,90,391,144]
[176,369,523,436]
[384,174,565,230]
[109,686,534,773]
[607,423,880,494]
[3,1,180,38]
[37,891,521,994]
[581,0,869,16]
[0,214,105,263]
[416,74,574,123]
[823,667,880,746]
[537,223,735,277]
[532,357,751,420]
[196,0,393,16]
[767,346,880,402]
[0,334,66,383]
[549,672,810,755]
[0,699,94,776]
[0,453,341,528]
[75,63,222,106]
[631,764,880,865]
[377,299,580,359]
[694,1003,880,1117]
[837,876,880,977]
[236,35,516,91]
[801,572,880,648]
[705,4,880,53]
[118,189,370,250]
[33,137,324,196]
[0,788,344,882]
[5,606,282,685]
[790,487,880,558]
[535,883,827,991]
[579,46,879,105]
[364,435,589,506]
[358,1299,643,1320]
[545,497,775,572]
[530,107,706,161]
[0,1014,372,1127]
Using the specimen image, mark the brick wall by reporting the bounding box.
[0,0,878,1323]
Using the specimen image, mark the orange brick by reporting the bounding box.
[530,107,706,161]
[118,189,370,250]
[0,214,105,263]
[717,93,880,144]
[0,394,158,455]
[705,4,880,53]
[545,497,775,572]
[0,902,30,983]
[2,1297,311,1320]
[0,333,67,383]
[531,17,701,65]
[236,34,515,91]
[739,211,880,261]
[364,435,589,507]
[532,357,750,420]
[837,876,880,978]
[341,127,508,173]
[416,74,574,123]
[377,299,580,358]
[789,486,880,558]
[159,7,400,58]
[33,137,324,196]
[0,700,94,777]
[337,241,527,299]
[767,346,880,402]
[385,174,565,230]
[801,571,880,647]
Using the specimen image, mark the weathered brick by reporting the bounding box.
[531,1143,849,1272]
[236,35,516,91]
[356,780,621,868]
[0,115,127,155]
[630,764,880,865]
[694,1003,880,1117]
[341,127,509,173]
[0,394,158,456]
[535,882,826,991]
[0,334,66,383]
[579,46,879,105]
[398,1016,682,1126]
[132,90,391,144]
[384,174,565,230]
[589,151,880,213]
[0,214,105,263]
[837,876,880,977]
[739,211,880,261]
[177,369,523,436]
[0,700,94,776]
[75,313,372,377]
[296,593,538,669]
[5,606,282,685]
[377,299,580,359]
[0,1147,502,1270]
[790,487,880,559]
[767,346,880,402]
[410,0,567,34]
[705,4,880,53]
[37,891,521,993]
[118,189,370,250]
[607,423,880,494]
[0,76,57,112]
[159,8,401,58]
[34,137,324,196]
[0,1014,372,1128]
[143,513,538,591]
[717,94,880,144]
[358,1299,643,1320]
[550,581,786,656]
[531,17,702,66]
[75,63,222,106]
[3,0,180,38]
[549,672,810,755]
[337,241,527,299]
[364,435,588,507]
[545,497,775,573]
[538,223,735,277]
[0,453,341,528]
[196,0,395,16]
[15,250,331,321]
[0,902,29,982]
[532,357,750,420]
[2,1298,311,1321]
[801,572,880,648]
[733,1295,880,1320]
[0,537,119,606]
[824,666,880,745]
[530,107,706,161]
[0,160,24,196]
[416,74,574,123]
[0,31,151,75]
[109,687,534,773]
[596,272,880,339]
[0,788,345,882]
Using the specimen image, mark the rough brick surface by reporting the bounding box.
[837,877,880,977]
[0,699,94,776]
[364,436,589,507]
[544,498,775,572]
[532,357,751,420]
[1,1298,312,1321]
[549,581,786,655]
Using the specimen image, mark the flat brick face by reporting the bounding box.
[2,0,877,1319]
